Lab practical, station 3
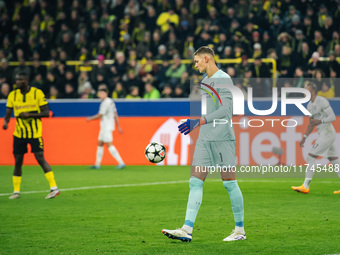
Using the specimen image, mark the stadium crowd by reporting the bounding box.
[0,0,340,99]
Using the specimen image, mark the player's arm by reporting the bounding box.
[18,104,50,118]
[2,107,13,130]
[114,111,123,133]
[307,100,336,127]
[178,96,230,135]
[319,104,336,124]
[203,97,230,124]
[300,117,317,147]
[87,113,103,121]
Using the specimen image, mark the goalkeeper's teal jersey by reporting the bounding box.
[198,70,235,141]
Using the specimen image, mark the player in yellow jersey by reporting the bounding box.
[2,72,60,199]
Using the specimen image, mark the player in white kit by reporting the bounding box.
[292,83,340,194]
[87,84,125,169]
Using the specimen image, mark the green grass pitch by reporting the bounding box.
[0,165,340,255]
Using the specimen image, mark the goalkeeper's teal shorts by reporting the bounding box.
[192,139,236,167]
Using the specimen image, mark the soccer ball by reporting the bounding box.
[145,142,166,163]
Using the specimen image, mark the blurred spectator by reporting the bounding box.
[12,59,31,82]
[125,70,141,91]
[48,86,60,100]
[328,51,340,76]
[32,59,46,80]
[156,8,179,33]
[317,82,335,98]
[327,31,340,53]
[112,81,127,99]
[139,58,158,78]
[145,6,157,33]
[111,52,127,80]
[64,83,78,98]
[126,86,141,99]
[293,67,305,88]
[166,54,187,87]
[311,30,327,53]
[252,43,263,58]
[31,73,44,91]
[167,31,182,56]
[91,55,109,84]
[335,44,340,58]
[78,71,92,95]
[0,82,10,99]
[296,42,310,68]
[93,73,107,92]
[81,82,96,99]
[250,57,271,97]
[270,15,283,39]
[143,82,161,99]
[65,70,77,90]
[292,30,304,54]
[173,85,188,98]
[306,52,325,77]
[155,60,170,88]
[45,71,62,95]
[156,44,169,60]
[235,55,251,78]
[161,84,173,98]
[136,32,151,59]
[0,58,12,85]
[279,46,293,76]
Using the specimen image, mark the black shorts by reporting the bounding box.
[13,136,44,155]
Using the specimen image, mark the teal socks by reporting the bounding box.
[183,177,204,232]
[223,180,244,227]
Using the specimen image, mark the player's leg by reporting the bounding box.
[162,166,208,242]
[106,142,125,169]
[9,137,27,199]
[214,141,246,241]
[162,140,210,242]
[90,139,104,169]
[9,154,24,199]
[292,134,333,193]
[326,143,340,194]
[292,153,318,193]
[32,138,60,199]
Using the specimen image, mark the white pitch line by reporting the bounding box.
[0,179,338,197]
[0,180,189,196]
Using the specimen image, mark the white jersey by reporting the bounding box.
[307,96,335,135]
[99,97,116,131]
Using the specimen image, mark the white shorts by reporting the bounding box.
[310,132,338,157]
[98,128,113,143]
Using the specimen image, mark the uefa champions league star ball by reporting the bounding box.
[145,142,166,163]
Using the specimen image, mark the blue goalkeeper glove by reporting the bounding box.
[178,119,204,135]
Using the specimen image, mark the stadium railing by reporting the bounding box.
[8,57,277,86]
[8,56,340,90]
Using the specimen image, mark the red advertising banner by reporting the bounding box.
[0,116,339,166]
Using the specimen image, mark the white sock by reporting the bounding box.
[235,226,245,234]
[304,155,316,189]
[182,225,193,234]
[330,159,340,178]
[95,146,104,167]
[108,145,124,165]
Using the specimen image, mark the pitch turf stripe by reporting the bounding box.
[0,179,338,197]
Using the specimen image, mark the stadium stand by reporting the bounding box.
[0,0,339,99]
